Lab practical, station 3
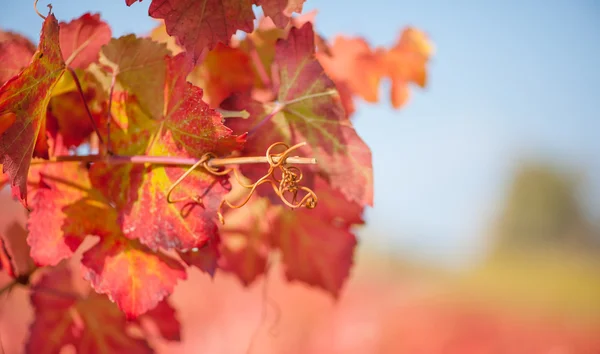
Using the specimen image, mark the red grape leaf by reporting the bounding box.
[0,221,35,279]
[271,177,363,297]
[27,266,154,354]
[219,197,272,285]
[0,13,66,205]
[60,13,111,69]
[256,0,305,28]
[146,0,256,63]
[46,70,105,148]
[99,35,169,119]
[27,161,186,317]
[228,23,374,206]
[137,298,181,341]
[27,163,90,266]
[0,31,35,84]
[188,43,254,108]
[81,230,187,318]
[178,234,220,277]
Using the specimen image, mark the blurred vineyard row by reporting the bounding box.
[1,160,599,353]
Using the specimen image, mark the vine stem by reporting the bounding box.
[30,154,317,167]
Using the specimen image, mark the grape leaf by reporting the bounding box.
[137,298,182,341]
[81,229,187,318]
[60,13,111,69]
[219,197,272,285]
[317,36,383,104]
[256,0,305,28]
[146,0,255,63]
[178,234,220,277]
[27,161,187,317]
[271,177,363,297]
[0,222,35,279]
[382,27,432,108]
[188,43,254,108]
[317,27,432,110]
[46,70,105,148]
[27,266,155,354]
[0,30,35,84]
[227,23,374,206]
[27,163,90,266]
[0,13,66,205]
[99,35,169,119]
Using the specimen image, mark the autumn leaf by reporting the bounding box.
[146,0,255,63]
[0,13,66,205]
[317,27,432,111]
[27,163,90,266]
[317,36,384,104]
[0,222,35,279]
[81,232,187,318]
[227,23,374,206]
[219,197,272,285]
[136,299,182,341]
[271,177,363,297]
[188,43,254,108]
[0,30,35,84]
[178,234,220,277]
[256,0,305,28]
[382,27,432,108]
[99,35,169,119]
[60,13,111,69]
[27,161,187,317]
[46,70,105,149]
[27,266,155,354]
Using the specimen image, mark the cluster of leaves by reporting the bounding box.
[0,1,430,352]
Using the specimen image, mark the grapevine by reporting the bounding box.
[0,0,431,352]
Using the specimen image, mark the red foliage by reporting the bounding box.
[0,3,432,352]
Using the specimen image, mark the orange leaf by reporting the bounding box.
[0,14,66,205]
[188,43,254,108]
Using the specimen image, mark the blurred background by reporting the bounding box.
[1,0,599,353]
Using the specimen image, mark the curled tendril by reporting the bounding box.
[165,142,318,225]
[34,0,51,20]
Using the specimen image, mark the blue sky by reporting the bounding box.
[2,1,599,266]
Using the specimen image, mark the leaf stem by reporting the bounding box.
[30,154,317,167]
[68,68,104,147]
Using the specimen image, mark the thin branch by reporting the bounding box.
[68,68,104,146]
[30,154,317,167]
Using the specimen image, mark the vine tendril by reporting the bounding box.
[166,142,318,224]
